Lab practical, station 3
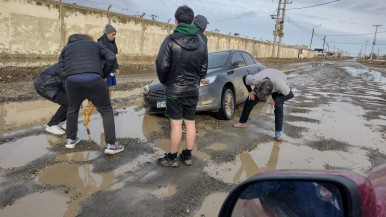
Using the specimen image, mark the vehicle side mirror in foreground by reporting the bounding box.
[218,171,377,217]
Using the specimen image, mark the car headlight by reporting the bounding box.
[143,84,149,95]
[200,75,216,87]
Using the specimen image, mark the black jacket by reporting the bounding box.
[58,34,116,79]
[33,63,64,102]
[156,32,208,97]
[97,34,119,70]
[194,15,208,44]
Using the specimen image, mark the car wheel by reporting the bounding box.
[220,88,235,120]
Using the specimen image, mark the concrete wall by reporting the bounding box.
[0,0,315,61]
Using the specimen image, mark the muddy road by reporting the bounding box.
[0,59,385,216]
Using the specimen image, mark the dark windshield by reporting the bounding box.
[208,51,229,69]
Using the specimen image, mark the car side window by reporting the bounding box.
[231,52,245,65]
[241,52,256,66]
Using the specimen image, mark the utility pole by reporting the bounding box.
[364,41,368,59]
[322,35,326,58]
[370,24,382,61]
[308,24,321,58]
[271,0,282,57]
[277,0,289,58]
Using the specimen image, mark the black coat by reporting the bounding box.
[58,34,116,79]
[156,32,208,97]
[97,34,119,70]
[33,63,64,103]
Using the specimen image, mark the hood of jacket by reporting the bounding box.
[194,15,208,32]
[170,32,200,51]
[67,34,88,44]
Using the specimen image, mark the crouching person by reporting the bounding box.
[58,34,124,155]
[34,63,67,135]
[233,68,294,141]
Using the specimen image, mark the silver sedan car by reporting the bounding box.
[143,49,265,120]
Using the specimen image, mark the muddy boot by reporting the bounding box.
[179,150,192,166]
[157,153,179,167]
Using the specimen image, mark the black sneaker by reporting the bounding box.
[179,151,192,166]
[157,153,179,167]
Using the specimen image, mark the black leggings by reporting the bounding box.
[239,92,284,132]
[65,77,116,144]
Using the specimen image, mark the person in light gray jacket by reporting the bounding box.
[233,68,294,141]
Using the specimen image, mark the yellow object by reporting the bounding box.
[83,100,94,140]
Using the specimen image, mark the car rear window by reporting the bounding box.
[208,52,229,69]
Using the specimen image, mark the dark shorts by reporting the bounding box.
[106,73,117,87]
[165,96,199,121]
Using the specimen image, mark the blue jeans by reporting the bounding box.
[239,92,284,132]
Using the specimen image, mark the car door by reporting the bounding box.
[227,51,249,103]
[241,51,263,75]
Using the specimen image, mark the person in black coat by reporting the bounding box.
[97,24,119,99]
[194,14,208,44]
[155,6,208,167]
[58,34,124,155]
[33,63,67,135]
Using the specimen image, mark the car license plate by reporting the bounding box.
[157,99,166,108]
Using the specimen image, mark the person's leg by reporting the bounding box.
[238,96,260,123]
[184,120,195,150]
[47,90,68,126]
[157,96,182,167]
[272,93,284,140]
[170,119,183,153]
[86,78,116,144]
[65,80,85,147]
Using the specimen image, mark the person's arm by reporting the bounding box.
[243,75,253,92]
[155,37,172,84]
[200,47,208,84]
[99,44,117,78]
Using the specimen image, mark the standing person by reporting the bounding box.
[181,14,208,133]
[233,68,294,141]
[156,5,208,167]
[194,14,208,44]
[97,24,119,99]
[58,34,124,155]
[33,63,67,135]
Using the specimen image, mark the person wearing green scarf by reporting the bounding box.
[156,5,208,168]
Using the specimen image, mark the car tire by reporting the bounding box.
[219,88,235,120]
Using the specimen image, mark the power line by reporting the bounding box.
[315,31,386,37]
[286,0,340,10]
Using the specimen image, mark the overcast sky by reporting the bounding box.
[63,0,386,57]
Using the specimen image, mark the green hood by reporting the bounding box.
[174,23,197,36]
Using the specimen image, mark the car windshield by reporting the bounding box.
[208,51,229,69]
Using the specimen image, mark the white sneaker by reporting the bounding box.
[61,122,66,130]
[65,138,80,149]
[46,125,65,135]
[104,143,124,155]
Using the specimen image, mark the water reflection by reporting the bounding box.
[233,141,281,183]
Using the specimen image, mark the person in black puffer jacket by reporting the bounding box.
[156,5,208,167]
[58,34,124,155]
[33,63,67,135]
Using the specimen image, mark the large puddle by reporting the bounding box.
[342,66,386,91]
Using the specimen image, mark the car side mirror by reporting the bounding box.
[219,172,367,217]
[230,61,245,70]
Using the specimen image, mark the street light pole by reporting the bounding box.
[308,24,321,57]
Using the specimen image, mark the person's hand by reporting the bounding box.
[248,91,256,101]
[200,79,207,84]
[115,69,120,76]
[267,98,275,107]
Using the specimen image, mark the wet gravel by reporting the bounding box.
[1,59,386,217]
